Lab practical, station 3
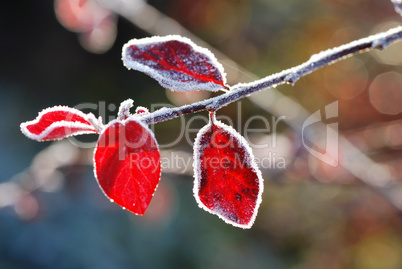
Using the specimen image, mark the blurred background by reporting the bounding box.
[1,0,402,268]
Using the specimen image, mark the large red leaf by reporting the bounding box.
[122,35,228,92]
[193,113,263,228]
[20,106,98,141]
[94,118,161,215]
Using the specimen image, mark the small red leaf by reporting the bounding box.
[94,118,161,215]
[20,106,98,141]
[122,35,228,92]
[193,113,263,228]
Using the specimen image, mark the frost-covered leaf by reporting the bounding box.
[94,118,161,215]
[20,106,98,141]
[193,112,263,229]
[122,35,228,92]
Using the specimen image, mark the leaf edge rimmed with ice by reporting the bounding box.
[20,106,99,141]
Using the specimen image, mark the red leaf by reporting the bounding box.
[122,35,228,92]
[94,118,161,215]
[20,106,98,141]
[193,113,263,228]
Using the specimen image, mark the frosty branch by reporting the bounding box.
[140,26,402,125]
[20,24,402,229]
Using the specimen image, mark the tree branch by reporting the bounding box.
[140,26,402,125]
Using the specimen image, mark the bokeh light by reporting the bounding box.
[1,0,402,268]
[369,71,402,115]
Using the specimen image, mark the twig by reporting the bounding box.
[138,26,402,124]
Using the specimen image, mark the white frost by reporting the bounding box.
[118,99,134,120]
[284,73,299,86]
[135,106,149,115]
